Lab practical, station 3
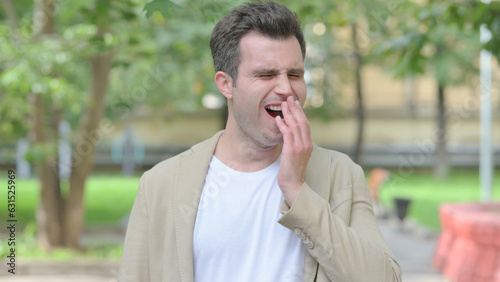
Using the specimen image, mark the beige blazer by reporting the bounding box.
[118,131,402,282]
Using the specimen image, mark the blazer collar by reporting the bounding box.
[171,131,328,282]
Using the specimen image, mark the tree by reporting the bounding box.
[0,0,143,249]
[331,0,395,164]
[0,0,241,251]
[444,0,500,63]
[285,0,399,163]
[37,0,122,249]
[374,1,481,178]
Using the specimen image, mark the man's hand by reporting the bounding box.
[275,96,313,207]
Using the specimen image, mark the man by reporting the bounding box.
[118,1,402,281]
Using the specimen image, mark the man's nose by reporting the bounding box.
[274,74,293,97]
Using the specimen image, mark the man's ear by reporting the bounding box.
[215,71,234,100]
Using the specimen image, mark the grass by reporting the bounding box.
[377,168,500,231]
[0,172,141,260]
[0,223,124,261]
[0,174,141,226]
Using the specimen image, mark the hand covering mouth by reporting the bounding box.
[265,105,283,119]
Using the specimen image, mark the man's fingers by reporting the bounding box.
[282,99,298,128]
[282,98,302,143]
[275,115,293,145]
[290,99,311,147]
[284,97,311,148]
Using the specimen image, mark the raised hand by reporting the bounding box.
[275,96,313,206]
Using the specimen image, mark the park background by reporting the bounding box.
[0,0,499,281]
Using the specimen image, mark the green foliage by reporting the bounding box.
[369,0,500,83]
[143,0,236,23]
[195,1,235,23]
[0,0,237,142]
[3,0,497,143]
[443,0,500,62]
[143,0,183,19]
[0,23,84,140]
[372,1,481,86]
[0,0,140,142]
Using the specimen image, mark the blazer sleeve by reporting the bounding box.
[278,165,402,282]
[118,173,151,282]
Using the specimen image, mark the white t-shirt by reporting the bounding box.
[193,156,306,282]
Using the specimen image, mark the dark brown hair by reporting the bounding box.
[210,1,306,85]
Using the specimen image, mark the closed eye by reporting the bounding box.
[258,73,276,79]
[288,69,304,79]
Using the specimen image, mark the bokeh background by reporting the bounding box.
[0,0,499,281]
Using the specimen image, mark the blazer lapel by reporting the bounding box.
[171,131,224,282]
[303,146,331,282]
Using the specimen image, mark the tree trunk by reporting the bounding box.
[29,0,67,251]
[434,83,448,178]
[28,94,64,251]
[404,76,416,118]
[351,24,365,164]
[63,52,113,248]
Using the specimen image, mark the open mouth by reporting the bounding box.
[265,105,283,119]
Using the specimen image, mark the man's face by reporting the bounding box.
[228,31,307,147]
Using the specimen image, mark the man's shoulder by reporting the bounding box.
[311,146,366,191]
[312,145,365,181]
[147,147,192,175]
[144,132,221,178]
[312,145,358,167]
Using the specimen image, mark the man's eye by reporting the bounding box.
[288,74,301,78]
[259,74,274,78]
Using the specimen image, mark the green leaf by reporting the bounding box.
[143,0,183,19]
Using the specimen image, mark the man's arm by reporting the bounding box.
[276,96,401,281]
[278,165,402,282]
[118,173,151,282]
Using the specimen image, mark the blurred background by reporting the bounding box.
[0,0,499,281]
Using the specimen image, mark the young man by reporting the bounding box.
[118,1,402,281]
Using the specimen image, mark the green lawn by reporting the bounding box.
[0,174,141,226]
[0,173,141,260]
[377,168,500,230]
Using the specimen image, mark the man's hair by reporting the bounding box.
[210,1,306,84]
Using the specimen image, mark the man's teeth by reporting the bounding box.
[266,106,282,111]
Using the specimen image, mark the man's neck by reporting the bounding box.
[214,130,282,172]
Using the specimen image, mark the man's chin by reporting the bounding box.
[259,132,284,147]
